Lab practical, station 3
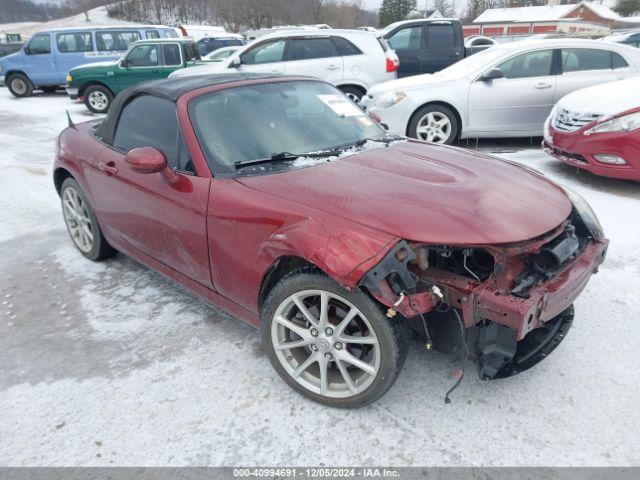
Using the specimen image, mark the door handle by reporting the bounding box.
[98,161,118,175]
[151,69,160,74]
[534,82,552,89]
[327,65,340,71]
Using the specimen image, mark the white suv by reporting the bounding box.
[170,30,399,101]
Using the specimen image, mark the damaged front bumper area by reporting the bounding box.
[359,211,608,380]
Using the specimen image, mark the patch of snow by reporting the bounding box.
[2,6,140,38]
[555,76,640,115]
[474,4,577,23]
[0,87,639,466]
[473,2,624,24]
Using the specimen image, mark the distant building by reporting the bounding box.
[464,1,640,38]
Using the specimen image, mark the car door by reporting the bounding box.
[468,48,556,135]
[236,39,286,74]
[86,95,213,288]
[423,21,463,73]
[553,48,635,104]
[54,31,95,84]
[386,24,423,78]
[22,33,57,85]
[114,43,163,90]
[283,36,343,85]
[160,42,184,76]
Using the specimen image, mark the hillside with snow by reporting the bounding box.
[0,6,137,36]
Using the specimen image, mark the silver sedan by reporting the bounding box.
[363,39,640,144]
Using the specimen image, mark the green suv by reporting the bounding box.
[66,38,202,113]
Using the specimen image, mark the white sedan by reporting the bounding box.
[362,39,640,144]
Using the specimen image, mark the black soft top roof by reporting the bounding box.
[96,73,284,145]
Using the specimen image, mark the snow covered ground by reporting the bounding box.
[0,87,639,467]
[0,6,137,36]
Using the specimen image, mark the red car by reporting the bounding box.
[543,78,640,181]
[54,74,608,407]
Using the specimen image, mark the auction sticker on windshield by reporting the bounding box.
[318,94,363,117]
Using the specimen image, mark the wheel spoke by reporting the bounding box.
[318,291,329,331]
[318,355,329,395]
[292,353,317,378]
[336,359,357,394]
[274,315,311,340]
[63,199,76,217]
[81,224,93,241]
[274,337,314,351]
[336,350,376,376]
[339,334,377,345]
[292,293,319,328]
[334,307,359,336]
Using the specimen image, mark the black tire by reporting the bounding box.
[7,73,34,98]
[261,270,409,408]
[60,177,116,261]
[84,85,113,114]
[408,103,459,145]
[339,85,365,103]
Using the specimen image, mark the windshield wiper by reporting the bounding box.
[362,134,404,145]
[233,137,396,170]
[234,152,301,169]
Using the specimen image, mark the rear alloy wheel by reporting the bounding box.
[84,85,113,114]
[61,178,115,261]
[262,271,408,408]
[7,73,34,98]
[409,104,459,145]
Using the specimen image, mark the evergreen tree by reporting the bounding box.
[379,0,417,27]
[615,0,640,17]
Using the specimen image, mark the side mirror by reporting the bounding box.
[480,67,503,81]
[120,58,130,68]
[23,45,30,55]
[229,56,241,68]
[125,147,166,174]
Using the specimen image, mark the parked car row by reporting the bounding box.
[362,38,640,180]
[2,23,639,181]
[170,29,399,101]
[0,25,179,96]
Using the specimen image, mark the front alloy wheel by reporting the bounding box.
[84,85,113,114]
[262,271,408,407]
[409,104,459,145]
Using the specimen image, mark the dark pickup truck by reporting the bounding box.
[380,18,490,78]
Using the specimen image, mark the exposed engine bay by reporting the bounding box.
[359,209,608,381]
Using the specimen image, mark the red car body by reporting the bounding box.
[544,107,640,181]
[54,75,607,383]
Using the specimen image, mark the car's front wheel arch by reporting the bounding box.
[258,256,321,313]
[79,81,113,98]
[338,84,366,102]
[407,101,462,144]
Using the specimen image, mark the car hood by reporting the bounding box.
[0,51,23,67]
[558,77,640,116]
[236,141,572,245]
[367,70,465,96]
[71,60,118,73]
[170,62,226,78]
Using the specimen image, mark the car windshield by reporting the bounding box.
[190,81,387,174]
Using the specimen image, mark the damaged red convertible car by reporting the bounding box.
[54,74,607,407]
